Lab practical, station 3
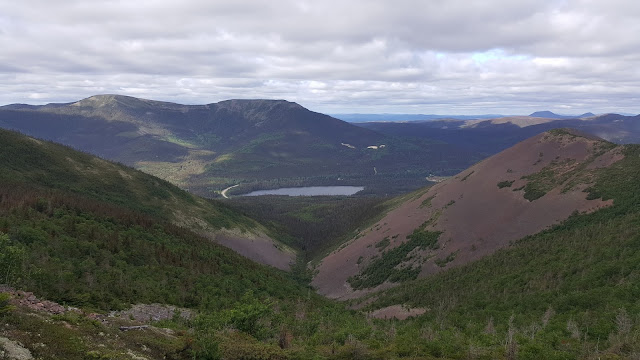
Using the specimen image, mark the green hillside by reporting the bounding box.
[0,128,253,231]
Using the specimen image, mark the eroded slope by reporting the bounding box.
[313,129,623,298]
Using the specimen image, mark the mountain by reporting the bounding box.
[0,95,482,196]
[349,132,640,359]
[312,129,623,299]
[529,110,567,119]
[331,113,505,122]
[357,112,640,156]
[529,110,595,119]
[0,128,294,270]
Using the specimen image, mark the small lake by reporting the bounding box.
[242,186,364,197]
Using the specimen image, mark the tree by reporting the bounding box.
[0,293,12,315]
[0,232,26,285]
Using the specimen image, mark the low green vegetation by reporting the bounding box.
[521,131,618,202]
[375,236,391,250]
[434,250,458,268]
[522,180,549,201]
[0,293,12,315]
[348,229,441,289]
[419,195,435,208]
[497,180,515,188]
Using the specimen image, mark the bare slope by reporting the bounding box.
[312,129,623,299]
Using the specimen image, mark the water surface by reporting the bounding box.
[242,186,364,197]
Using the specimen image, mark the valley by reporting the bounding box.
[1,97,640,359]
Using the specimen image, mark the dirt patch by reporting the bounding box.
[368,305,427,320]
[313,131,623,299]
[214,230,295,271]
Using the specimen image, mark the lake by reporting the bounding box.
[242,186,364,197]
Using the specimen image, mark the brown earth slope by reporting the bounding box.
[312,129,624,299]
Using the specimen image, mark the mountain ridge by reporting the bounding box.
[529,110,595,118]
[312,128,623,299]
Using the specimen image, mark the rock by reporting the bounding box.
[114,304,193,323]
[0,336,34,360]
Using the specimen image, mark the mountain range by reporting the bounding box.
[0,95,483,197]
[357,112,640,155]
[332,110,601,123]
[3,95,640,201]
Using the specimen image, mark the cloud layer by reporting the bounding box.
[1,0,639,114]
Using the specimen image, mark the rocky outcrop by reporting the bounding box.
[0,286,69,315]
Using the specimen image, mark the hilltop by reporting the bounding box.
[313,129,623,299]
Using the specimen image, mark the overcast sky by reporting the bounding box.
[1,0,639,115]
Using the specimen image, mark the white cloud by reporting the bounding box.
[0,0,639,114]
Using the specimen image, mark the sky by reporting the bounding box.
[1,0,640,115]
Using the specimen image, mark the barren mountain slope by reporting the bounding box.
[312,129,623,299]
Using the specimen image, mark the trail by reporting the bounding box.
[221,184,239,199]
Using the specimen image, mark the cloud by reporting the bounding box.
[0,0,639,114]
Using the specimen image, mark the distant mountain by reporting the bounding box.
[331,113,505,122]
[357,113,640,156]
[313,129,623,299]
[529,110,595,119]
[0,95,483,196]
